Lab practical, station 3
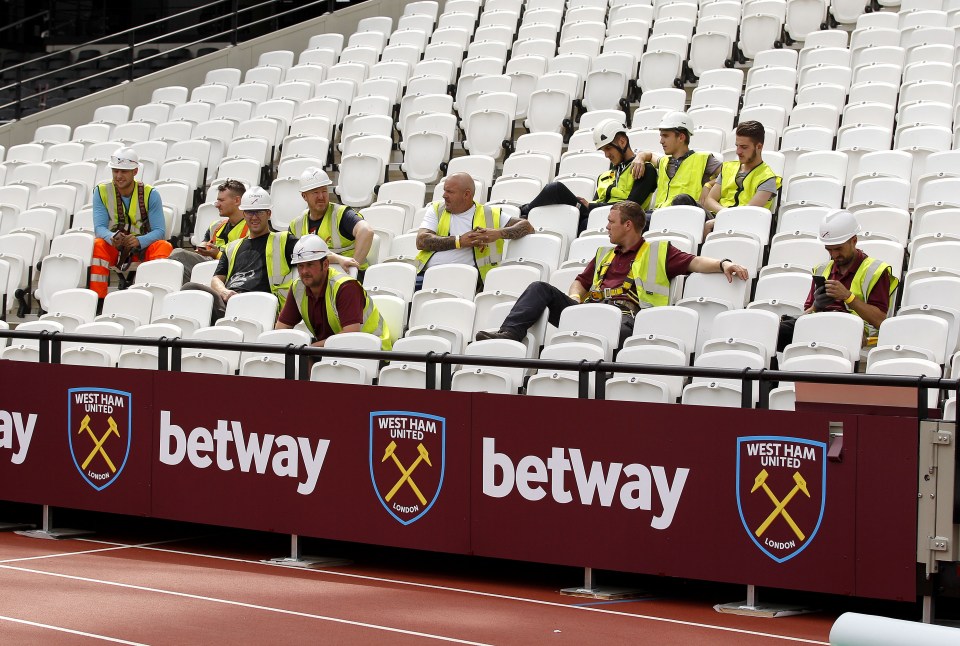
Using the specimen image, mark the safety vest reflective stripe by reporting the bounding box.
[718,160,780,210]
[655,152,710,209]
[292,270,391,349]
[592,240,670,307]
[414,201,503,278]
[98,182,151,233]
[225,232,293,299]
[290,204,354,252]
[208,219,248,249]
[813,256,899,322]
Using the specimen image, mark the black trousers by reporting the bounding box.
[522,181,593,234]
[501,281,636,348]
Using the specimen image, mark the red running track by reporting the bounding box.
[0,528,837,645]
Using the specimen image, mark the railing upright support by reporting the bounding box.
[231,0,240,46]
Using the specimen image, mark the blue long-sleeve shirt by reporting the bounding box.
[92,185,166,247]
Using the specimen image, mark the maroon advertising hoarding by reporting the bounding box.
[149,370,473,553]
[0,362,153,515]
[0,362,919,600]
[469,394,917,600]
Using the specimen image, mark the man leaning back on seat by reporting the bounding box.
[476,200,750,349]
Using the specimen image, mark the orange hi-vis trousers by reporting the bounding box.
[89,238,173,298]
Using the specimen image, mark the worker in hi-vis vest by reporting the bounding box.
[415,172,534,288]
[169,179,248,283]
[777,209,898,351]
[89,147,172,298]
[276,234,392,350]
[631,111,722,210]
[287,167,371,275]
[515,119,658,234]
[476,200,750,349]
[702,119,781,236]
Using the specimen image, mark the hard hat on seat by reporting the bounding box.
[291,234,330,264]
[658,111,694,134]
[108,147,139,170]
[299,167,332,191]
[593,119,626,150]
[239,186,272,211]
[818,209,861,245]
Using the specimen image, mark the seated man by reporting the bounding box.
[415,172,534,287]
[287,167,370,274]
[169,179,248,283]
[777,209,898,350]
[702,120,780,235]
[182,186,296,321]
[632,111,722,210]
[518,119,657,234]
[476,200,750,347]
[90,147,171,299]
[276,234,391,350]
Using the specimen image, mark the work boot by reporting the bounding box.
[475,328,523,342]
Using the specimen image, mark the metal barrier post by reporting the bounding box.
[171,344,182,372]
[298,348,311,380]
[127,28,136,82]
[425,352,437,390]
[261,533,349,568]
[284,344,296,380]
[561,566,648,600]
[740,368,752,409]
[15,505,92,540]
[440,356,452,391]
[231,0,240,45]
[157,337,169,371]
[577,361,589,399]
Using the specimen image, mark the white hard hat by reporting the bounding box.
[593,119,625,150]
[109,147,139,170]
[658,111,694,134]
[291,234,330,264]
[818,209,861,245]
[299,166,332,192]
[239,186,272,211]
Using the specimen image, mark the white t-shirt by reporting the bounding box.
[420,203,504,269]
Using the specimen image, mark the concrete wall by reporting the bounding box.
[0,0,404,149]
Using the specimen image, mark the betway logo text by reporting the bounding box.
[482,438,689,529]
[0,409,36,464]
[159,411,329,495]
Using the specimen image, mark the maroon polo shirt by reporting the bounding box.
[802,249,892,313]
[575,237,696,291]
[277,277,365,341]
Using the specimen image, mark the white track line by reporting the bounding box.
[77,540,830,645]
[145,544,830,645]
[0,564,492,646]
[0,535,211,564]
[0,614,148,645]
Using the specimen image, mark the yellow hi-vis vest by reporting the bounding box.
[97,181,152,234]
[813,256,899,330]
[414,201,503,280]
[654,152,711,208]
[207,218,248,255]
[591,241,671,308]
[291,268,392,350]
[224,232,294,308]
[288,203,368,270]
[718,160,780,210]
[595,162,652,210]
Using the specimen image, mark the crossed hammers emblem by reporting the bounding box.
[78,415,120,473]
[750,469,810,542]
[381,441,432,506]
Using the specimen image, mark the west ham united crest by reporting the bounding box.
[370,411,445,525]
[736,436,826,563]
[68,388,132,491]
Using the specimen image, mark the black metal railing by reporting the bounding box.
[0,0,342,120]
[2,328,957,420]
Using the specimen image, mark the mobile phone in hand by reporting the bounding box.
[812,275,826,290]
